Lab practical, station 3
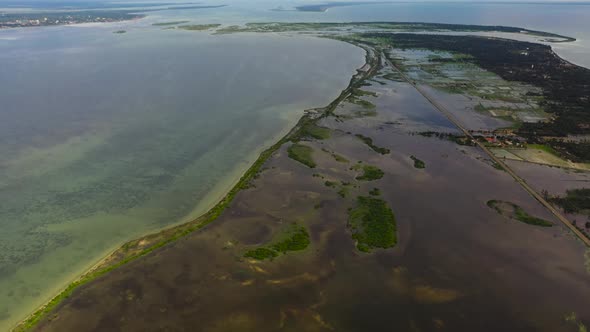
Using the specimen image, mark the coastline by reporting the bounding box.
[11,22,586,331]
[11,42,373,332]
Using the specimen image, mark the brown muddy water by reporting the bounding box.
[34,53,590,332]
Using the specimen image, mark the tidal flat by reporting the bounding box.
[29,30,590,331]
[0,27,364,330]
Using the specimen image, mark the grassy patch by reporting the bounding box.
[348,196,397,252]
[324,180,337,188]
[244,224,310,260]
[410,155,426,169]
[487,200,553,227]
[355,134,390,154]
[527,144,560,156]
[288,143,316,168]
[300,123,331,140]
[356,165,384,181]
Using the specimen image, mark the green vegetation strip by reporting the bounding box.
[244,224,310,260]
[355,134,390,154]
[287,143,316,168]
[152,21,190,26]
[178,24,221,31]
[356,165,384,181]
[410,155,426,169]
[487,200,553,227]
[348,196,397,252]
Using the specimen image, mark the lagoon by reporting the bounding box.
[1,0,590,329]
[0,25,364,329]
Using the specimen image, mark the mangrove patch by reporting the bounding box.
[244,224,311,260]
[348,196,397,252]
[487,200,553,227]
[355,134,390,154]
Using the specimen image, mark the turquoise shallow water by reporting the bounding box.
[0,26,364,329]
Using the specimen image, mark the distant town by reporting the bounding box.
[0,4,226,29]
[0,11,143,28]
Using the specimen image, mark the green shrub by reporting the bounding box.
[355,134,390,154]
[356,165,384,181]
[410,155,426,169]
[288,143,316,168]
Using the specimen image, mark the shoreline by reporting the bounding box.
[11,40,374,332]
[11,23,585,331]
